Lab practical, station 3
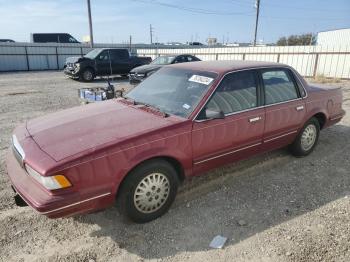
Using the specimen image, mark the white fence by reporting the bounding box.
[1,42,349,79]
[137,45,350,79]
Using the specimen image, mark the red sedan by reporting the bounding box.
[6,61,345,223]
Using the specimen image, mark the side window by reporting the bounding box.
[206,70,258,115]
[68,37,77,43]
[97,50,109,61]
[262,69,299,105]
[110,50,129,60]
[186,56,193,62]
[174,56,186,63]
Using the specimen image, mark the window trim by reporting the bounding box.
[196,69,261,120]
[193,66,308,122]
[259,67,301,106]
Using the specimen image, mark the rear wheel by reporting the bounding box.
[80,68,95,82]
[290,117,320,157]
[117,159,179,223]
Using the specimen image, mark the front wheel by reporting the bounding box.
[117,159,179,223]
[80,68,95,82]
[289,117,320,157]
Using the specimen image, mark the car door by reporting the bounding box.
[95,50,111,76]
[260,68,306,150]
[192,70,265,174]
[110,49,131,74]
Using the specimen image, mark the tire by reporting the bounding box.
[80,68,95,82]
[289,117,320,157]
[117,159,179,223]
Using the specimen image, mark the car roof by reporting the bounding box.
[166,60,289,74]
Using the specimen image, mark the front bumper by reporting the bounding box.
[6,150,112,218]
[63,66,80,78]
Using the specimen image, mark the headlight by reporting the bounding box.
[25,164,72,190]
[12,134,25,160]
[136,73,145,77]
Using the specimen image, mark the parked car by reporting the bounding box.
[188,42,204,46]
[129,54,200,84]
[0,39,15,43]
[6,61,345,223]
[31,33,79,43]
[64,48,152,81]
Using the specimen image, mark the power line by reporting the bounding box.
[229,0,350,13]
[130,0,348,21]
[130,0,254,16]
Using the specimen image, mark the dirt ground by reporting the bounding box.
[0,71,350,262]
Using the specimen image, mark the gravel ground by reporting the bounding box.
[0,71,350,262]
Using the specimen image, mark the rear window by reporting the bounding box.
[110,49,129,60]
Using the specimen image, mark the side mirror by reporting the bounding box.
[205,109,225,119]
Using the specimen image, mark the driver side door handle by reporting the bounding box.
[249,116,262,123]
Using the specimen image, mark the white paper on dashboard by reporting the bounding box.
[189,75,214,85]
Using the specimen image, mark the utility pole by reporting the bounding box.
[87,0,94,48]
[150,24,154,45]
[253,0,260,46]
[129,35,132,52]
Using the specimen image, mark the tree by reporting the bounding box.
[276,37,287,46]
[276,33,313,46]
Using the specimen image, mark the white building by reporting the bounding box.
[316,28,350,46]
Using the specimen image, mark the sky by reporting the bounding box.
[0,0,349,44]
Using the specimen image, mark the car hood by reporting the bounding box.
[26,100,180,162]
[65,56,90,64]
[130,64,164,74]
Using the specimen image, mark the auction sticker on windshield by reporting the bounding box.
[189,75,214,85]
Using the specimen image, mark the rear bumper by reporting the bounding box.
[326,109,346,127]
[6,150,113,218]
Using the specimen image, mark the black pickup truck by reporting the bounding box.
[64,48,152,81]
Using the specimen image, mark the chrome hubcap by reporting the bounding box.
[301,124,317,151]
[134,173,170,214]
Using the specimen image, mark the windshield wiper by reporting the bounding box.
[134,100,169,117]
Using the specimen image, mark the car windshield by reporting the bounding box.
[151,56,175,65]
[84,49,102,59]
[125,67,218,118]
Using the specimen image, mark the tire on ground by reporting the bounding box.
[117,159,179,223]
[289,117,320,157]
[80,68,95,82]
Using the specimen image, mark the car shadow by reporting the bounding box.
[93,75,129,83]
[74,124,350,259]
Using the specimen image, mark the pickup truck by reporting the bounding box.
[64,48,152,81]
